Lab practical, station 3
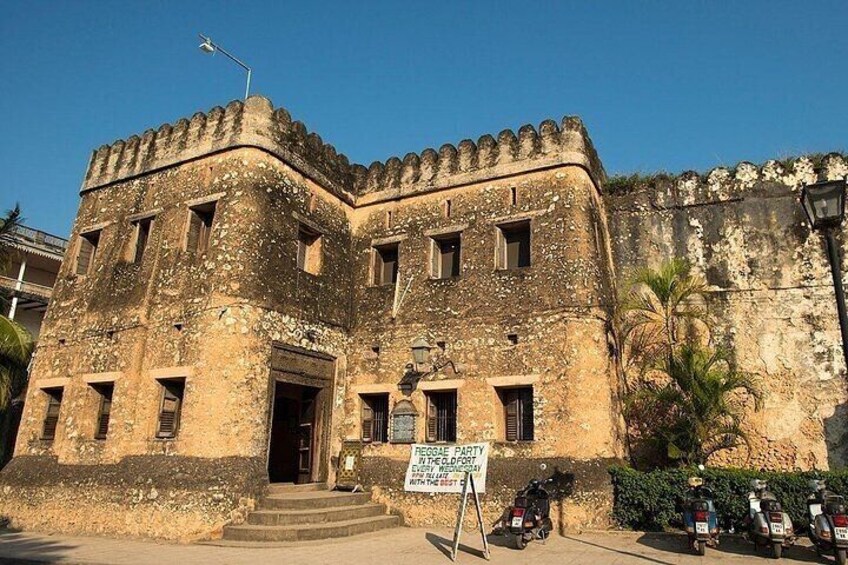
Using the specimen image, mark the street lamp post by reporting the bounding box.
[801,179,848,371]
[197,34,252,100]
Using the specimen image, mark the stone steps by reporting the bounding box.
[221,483,401,542]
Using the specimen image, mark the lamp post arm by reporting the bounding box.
[824,228,848,373]
[198,34,252,99]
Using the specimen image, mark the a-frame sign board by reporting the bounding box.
[450,471,490,561]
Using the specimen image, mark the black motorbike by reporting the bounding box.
[501,464,554,550]
[807,479,848,564]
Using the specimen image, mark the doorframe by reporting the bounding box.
[264,344,336,484]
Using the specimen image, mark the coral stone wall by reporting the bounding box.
[606,154,848,471]
[344,165,625,530]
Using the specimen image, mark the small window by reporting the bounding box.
[373,243,399,286]
[156,378,185,439]
[430,233,461,279]
[42,387,63,441]
[75,229,101,275]
[500,386,534,441]
[497,221,531,269]
[443,199,452,218]
[360,394,389,443]
[93,383,114,440]
[186,201,217,254]
[425,390,457,443]
[132,217,153,264]
[297,224,322,275]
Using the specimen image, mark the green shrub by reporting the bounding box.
[609,465,848,531]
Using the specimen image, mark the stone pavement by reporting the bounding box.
[0,527,831,564]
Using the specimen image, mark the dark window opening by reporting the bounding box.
[360,394,389,443]
[500,387,534,441]
[498,221,531,269]
[431,234,461,279]
[373,243,399,286]
[42,388,63,441]
[443,199,452,218]
[297,224,322,275]
[156,378,185,439]
[186,201,217,254]
[132,217,153,264]
[510,186,518,206]
[93,383,114,440]
[426,390,457,443]
[385,210,393,228]
[76,229,101,275]
[507,333,519,345]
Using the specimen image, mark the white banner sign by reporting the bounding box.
[404,443,489,493]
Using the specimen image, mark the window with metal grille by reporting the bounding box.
[425,390,457,443]
[297,224,322,275]
[496,221,531,269]
[93,383,114,440]
[42,388,63,441]
[430,233,461,279]
[75,229,101,275]
[500,387,534,441]
[156,379,185,439]
[360,394,389,443]
[372,243,399,286]
[132,216,153,265]
[186,201,216,254]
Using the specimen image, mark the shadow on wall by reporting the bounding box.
[825,401,848,470]
[0,529,79,562]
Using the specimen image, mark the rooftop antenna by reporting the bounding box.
[197,33,252,100]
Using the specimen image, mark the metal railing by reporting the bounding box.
[4,225,68,252]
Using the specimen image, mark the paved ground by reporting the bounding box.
[0,527,835,564]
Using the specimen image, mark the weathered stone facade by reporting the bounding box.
[1,94,845,541]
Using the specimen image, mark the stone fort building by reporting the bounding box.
[1,95,846,540]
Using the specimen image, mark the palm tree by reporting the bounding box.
[0,205,33,463]
[625,344,762,465]
[617,258,709,379]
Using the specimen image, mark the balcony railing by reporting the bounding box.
[3,225,68,254]
[0,276,53,301]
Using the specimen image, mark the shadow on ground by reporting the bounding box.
[636,532,824,564]
[425,532,491,560]
[564,535,677,565]
[0,528,79,564]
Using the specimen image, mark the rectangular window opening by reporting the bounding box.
[42,387,64,441]
[297,224,323,275]
[500,386,534,442]
[186,201,217,254]
[360,394,389,443]
[93,383,114,440]
[425,390,457,443]
[443,199,452,219]
[156,378,185,439]
[497,221,531,269]
[430,233,462,279]
[75,229,101,275]
[373,243,399,286]
[132,217,153,265]
[510,186,518,206]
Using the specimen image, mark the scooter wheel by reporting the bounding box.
[697,540,706,556]
[771,542,782,559]
[836,548,847,565]
[514,534,527,550]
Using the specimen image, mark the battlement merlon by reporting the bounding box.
[81,95,607,203]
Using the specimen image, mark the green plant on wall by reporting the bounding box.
[616,258,761,466]
[0,205,34,463]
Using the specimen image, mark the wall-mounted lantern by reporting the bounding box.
[398,337,459,395]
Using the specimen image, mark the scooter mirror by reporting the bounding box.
[697,464,705,472]
[539,463,547,471]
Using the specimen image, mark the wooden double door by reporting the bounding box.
[267,345,335,484]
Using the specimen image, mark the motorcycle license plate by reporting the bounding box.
[695,522,709,534]
[511,517,524,528]
[770,522,784,535]
[835,527,848,540]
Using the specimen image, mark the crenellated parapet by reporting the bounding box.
[605,153,848,208]
[82,95,606,204]
[352,116,605,204]
[82,96,358,203]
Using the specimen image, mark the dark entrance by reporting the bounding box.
[268,382,319,483]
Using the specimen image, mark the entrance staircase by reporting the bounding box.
[222,483,401,542]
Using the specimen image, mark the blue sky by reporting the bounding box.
[2,1,847,236]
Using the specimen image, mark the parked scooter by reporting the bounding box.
[501,463,554,550]
[681,471,720,556]
[742,478,794,559]
[807,479,848,564]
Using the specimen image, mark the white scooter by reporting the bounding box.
[743,479,794,559]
